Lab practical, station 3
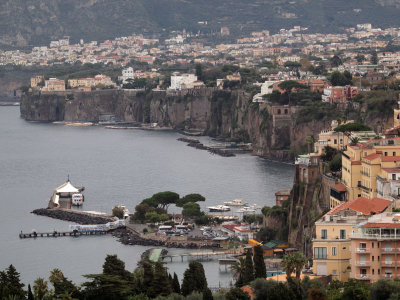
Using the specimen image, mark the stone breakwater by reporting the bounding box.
[32,208,115,225]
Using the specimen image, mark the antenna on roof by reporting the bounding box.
[67,174,70,182]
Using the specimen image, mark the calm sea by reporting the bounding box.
[0,106,294,287]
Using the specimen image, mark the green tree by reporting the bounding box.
[330,55,342,67]
[251,278,292,300]
[306,135,316,154]
[27,284,34,300]
[281,254,295,281]
[112,206,124,219]
[181,261,208,296]
[33,278,48,300]
[176,194,206,207]
[253,245,266,279]
[203,287,213,300]
[225,287,250,300]
[2,265,25,299]
[321,146,339,162]
[49,268,79,298]
[334,122,371,134]
[329,153,342,172]
[172,272,181,294]
[149,262,172,297]
[329,71,352,86]
[195,64,203,81]
[182,202,202,218]
[341,279,369,300]
[370,279,400,300]
[242,249,254,285]
[231,257,246,287]
[355,55,366,63]
[371,51,378,65]
[145,211,170,223]
[103,254,131,279]
[152,191,180,210]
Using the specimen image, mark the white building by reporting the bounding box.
[121,67,134,84]
[261,80,278,95]
[169,73,199,90]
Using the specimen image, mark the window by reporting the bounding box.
[378,269,381,275]
[334,139,337,145]
[394,152,396,156]
[372,256,374,262]
[277,109,281,114]
[378,256,380,262]
[385,152,388,156]
[314,247,327,259]
[340,229,346,239]
[284,109,288,114]
[332,270,337,275]
[332,247,337,256]
[321,229,328,239]
[340,139,343,144]
[372,242,374,248]
[393,174,396,180]
[360,242,367,249]
[372,269,375,275]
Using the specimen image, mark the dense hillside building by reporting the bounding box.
[313,197,391,281]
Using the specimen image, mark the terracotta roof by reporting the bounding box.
[382,156,400,162]
[327,197,391,216]
[362,223,400,229]
[363,153,381,161]
[241,286,255,299]
[332,183,347,192]
[351,161,362,165]
[382,168,400,173]
[385,125,400,134]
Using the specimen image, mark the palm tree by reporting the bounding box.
[306,135,316,154]
[33,277,48,300]
[281,254,295,280]
[281,252,307,282]
[231,257,246,286]
[350,136,360,146]
[293,252,307,281]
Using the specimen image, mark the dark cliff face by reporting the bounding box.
[20,88,394,161]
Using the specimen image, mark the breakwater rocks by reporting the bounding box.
[32,208,115,225]
[112,228,213,249]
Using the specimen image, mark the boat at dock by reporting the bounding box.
[224,199,247,206]
[237,206,258,213]
[208,205,231,212]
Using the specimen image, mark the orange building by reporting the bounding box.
[351,213,400,282]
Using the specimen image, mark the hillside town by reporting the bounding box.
[8,18,400,300]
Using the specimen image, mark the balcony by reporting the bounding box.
[357,183,371,192]
[355,274,370,280]
[385,274,394,279]
[382,248,398,253]
[355,261,370,267]
[382,261,396,267]
[356,248,370,253]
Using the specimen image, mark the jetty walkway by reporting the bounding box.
[19,230,109,238]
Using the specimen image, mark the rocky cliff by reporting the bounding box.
[20,88,309,160]
[21,88,389,161]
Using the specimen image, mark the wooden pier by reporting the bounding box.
[19,230,109,239]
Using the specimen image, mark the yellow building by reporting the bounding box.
[313,214,357,282]
[340,139,400,203]
[42,78,65,92]
[313,196,392,282]
[30,75,44,88]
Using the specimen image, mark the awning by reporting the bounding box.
[56,181,79,193]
